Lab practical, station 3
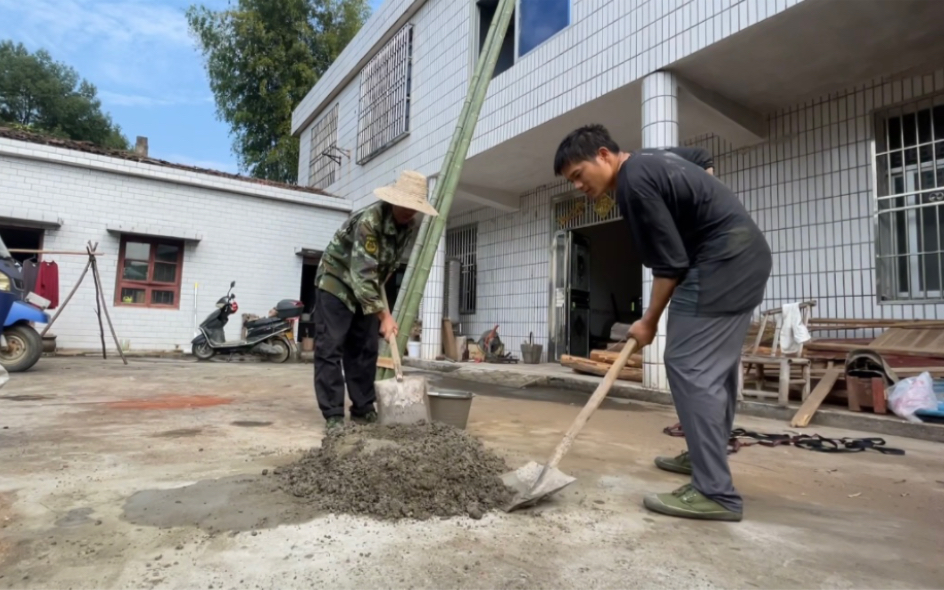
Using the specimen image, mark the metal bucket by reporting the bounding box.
[427,389,474,429]
[520,342,543,364]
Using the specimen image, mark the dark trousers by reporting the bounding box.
[312,289,379,419]
[664,311,753,513]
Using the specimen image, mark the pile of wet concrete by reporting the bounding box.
[277,422,514,521]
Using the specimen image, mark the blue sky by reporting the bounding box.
[0,0,383,174]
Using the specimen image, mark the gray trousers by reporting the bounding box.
[664,310,753,513]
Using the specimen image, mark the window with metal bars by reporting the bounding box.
[308,103,339,189]
[446,224,477,314]
[356,24,413,165]
[875,96,944,302]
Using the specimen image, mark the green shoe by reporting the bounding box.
[325,416,345,430]
[643,484,743,522]
[350,411,378,425]
[654,450,693,475]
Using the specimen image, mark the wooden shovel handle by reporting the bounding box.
[379,290,403,381]
[544,338,638,470]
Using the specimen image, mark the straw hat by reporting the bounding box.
[373,170,439,217]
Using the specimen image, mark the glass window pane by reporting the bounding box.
[156,244,179,263]
[122,260,149,281]
[903,113,917,147]
[151,290,175,306]
[124,241,150,261]
[518,0,570,57]
[120,288,146,304]
[153,262,177,283]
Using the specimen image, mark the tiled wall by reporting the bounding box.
[447,183,565,359]
[687,68,944,335]
[449,68,944,369]
[296,0,805,201]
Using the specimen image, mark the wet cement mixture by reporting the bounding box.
[277,422,514,521]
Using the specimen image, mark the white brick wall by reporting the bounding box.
[1,140,350,352]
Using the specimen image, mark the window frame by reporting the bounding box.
[446,224,478,314]
[873,94,944,304]
[356,24,414,165]
[473,0,572,77]
[308,103,340,189]
[114,235,184,309]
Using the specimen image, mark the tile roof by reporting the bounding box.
[0,126,336,198]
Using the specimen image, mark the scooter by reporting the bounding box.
[190,281,303,363]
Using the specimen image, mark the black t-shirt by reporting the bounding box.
[616,148,772,317]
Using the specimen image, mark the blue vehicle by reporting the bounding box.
[0,235,49,372]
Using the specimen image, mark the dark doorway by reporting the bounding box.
[298,256,320,342]
[0,226,43,263]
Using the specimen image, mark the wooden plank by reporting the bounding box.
[442,319,459,361]
[560,355,642,382]
[589,349,644,367]
[789,363,842,428]
[805,340,944,359]
[377,357,395,370]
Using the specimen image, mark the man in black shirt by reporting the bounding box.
[554,124,772,522]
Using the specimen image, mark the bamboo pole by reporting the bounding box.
[378,0,516,380]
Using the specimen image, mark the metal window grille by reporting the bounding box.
[356,24,413,165]
[308,103,339,189]
[874,94,944,302]
[551,192,622,232]
[446,224,477,314]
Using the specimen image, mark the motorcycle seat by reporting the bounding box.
[245,317,282,328]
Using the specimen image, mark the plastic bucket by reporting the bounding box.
[427,389,474,429]
[407,341,421,357]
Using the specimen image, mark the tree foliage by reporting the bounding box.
[187,0,370,184]
[0,41,129,149]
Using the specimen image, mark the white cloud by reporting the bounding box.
[0,0,208,94]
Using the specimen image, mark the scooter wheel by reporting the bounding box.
[269,338,291,364]
[192,340,215,361]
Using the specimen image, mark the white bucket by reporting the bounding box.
[407,341,421,358]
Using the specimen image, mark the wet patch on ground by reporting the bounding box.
[231,421,272,428]
[121,475,320,533]
[153,428,203,438]
[0,395,52,402]
[105,395,233,411]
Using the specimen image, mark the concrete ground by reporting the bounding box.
[1,358,942,590]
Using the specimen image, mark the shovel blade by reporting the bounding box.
[375,375,431,425]
[501,460,576,512]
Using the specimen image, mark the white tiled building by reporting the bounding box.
[0,131,350,352]
[292,0,944,391]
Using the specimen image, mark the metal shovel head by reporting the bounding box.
[375,374,431,426]
[501,460,576,512]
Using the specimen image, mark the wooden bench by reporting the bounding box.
[741,301,816,407]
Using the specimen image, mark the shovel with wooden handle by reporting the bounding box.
[374,290,431,426]
[502,338,639,511]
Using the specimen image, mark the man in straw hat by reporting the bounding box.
[312,170,438,429]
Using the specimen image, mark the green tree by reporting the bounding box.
[187,0,370,184]
[0,41,129,150]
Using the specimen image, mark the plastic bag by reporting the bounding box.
[0,365,7,390]
[887,371,938,423]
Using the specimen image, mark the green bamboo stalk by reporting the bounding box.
[377,0,516,380]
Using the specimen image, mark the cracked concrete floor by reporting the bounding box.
[0,357,942,589]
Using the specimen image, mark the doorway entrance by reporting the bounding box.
[548,220,643,361]
[0,226,43,263]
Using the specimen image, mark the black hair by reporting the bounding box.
[553,124,621,176]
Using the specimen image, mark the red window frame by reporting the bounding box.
[114,236,184,309]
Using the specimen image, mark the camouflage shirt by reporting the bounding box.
[315,201,418,315]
